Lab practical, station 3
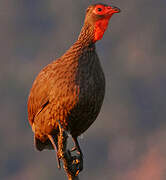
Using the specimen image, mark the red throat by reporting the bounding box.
[93,17,111,42]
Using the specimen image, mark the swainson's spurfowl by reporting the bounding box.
[28,3,120,167]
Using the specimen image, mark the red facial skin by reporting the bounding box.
[93,4,120,42]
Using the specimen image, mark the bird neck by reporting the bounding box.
[77,18,110,44]
[61,22,96,62]
[77,22,95,46]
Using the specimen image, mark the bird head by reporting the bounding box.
[84,4,120,42]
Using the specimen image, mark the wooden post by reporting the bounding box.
[67,173,79,180]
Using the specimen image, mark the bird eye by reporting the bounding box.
[97,8,102,12]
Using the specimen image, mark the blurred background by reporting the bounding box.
[1,0,166,179]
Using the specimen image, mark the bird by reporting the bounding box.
[28,3,120,168]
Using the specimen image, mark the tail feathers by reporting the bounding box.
[34,136,56,151]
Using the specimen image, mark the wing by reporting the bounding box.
[27,60,59,126]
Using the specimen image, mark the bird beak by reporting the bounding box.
[111,6,121,13]
[106,6,121,15]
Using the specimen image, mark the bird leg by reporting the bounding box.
[47,134,61,169]
[71,136,83,159]
[57,121,83,176]
[71,136,83,173]
[57,121,68,160]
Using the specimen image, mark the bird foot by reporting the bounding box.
[71,146,83,160]
[64,150,83,176]
[73,153,83,174]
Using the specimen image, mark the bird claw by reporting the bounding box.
[73,155,83,174]
[56,152,61,169]
[71,146,83,161]
[71,146,77,152]
[66,153,83,176]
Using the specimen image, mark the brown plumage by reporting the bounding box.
[28,4,120,158]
